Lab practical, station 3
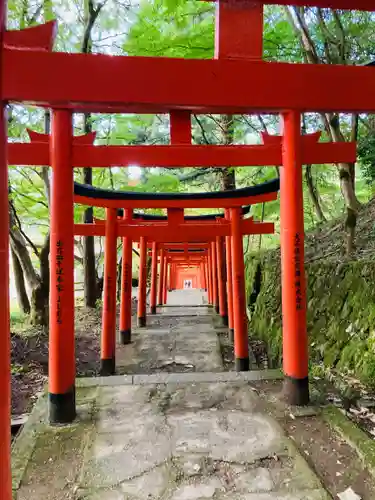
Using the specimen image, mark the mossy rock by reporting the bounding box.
[246,252,375,386]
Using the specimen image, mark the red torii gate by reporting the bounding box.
[0,0,369,497]
[75,188,277,374]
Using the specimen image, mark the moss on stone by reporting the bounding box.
[246,253,375,386]
[12,385,98,495]
[323,405,375,477]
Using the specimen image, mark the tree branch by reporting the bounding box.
[193,115,211,145]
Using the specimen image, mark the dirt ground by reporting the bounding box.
[11,307,104,416]
[11,299,137,416]
[253,380,375,500]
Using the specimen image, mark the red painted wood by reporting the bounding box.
[215,0,263,59]
[27,129,96,144]
[4,50,375,113]
[7,141,357,168]
[150,242,158,313]
[4,21,57,51]
[157,248,165,306]
[49,110,75,397]
[170,111,191,144]
[216,237,227,320]
[101,208,118,367]
[137,237,147,323]
[231,207,248,365]
[119,209,133,340]
[203,0,374,12]
[74,219,275,240]
[280,111,309,383]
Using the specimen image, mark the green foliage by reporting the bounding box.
[125,0,214,59]
[358,132,375,186]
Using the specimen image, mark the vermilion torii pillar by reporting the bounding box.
[150,241,158,314]
[207,249,213,305]
[101,208,117,375]
[200,262,207,290]
[281,111,309,405]
[231,206,249,371]
[158,247,165,306]
[225,211,234,342]
[119,208,133,344]
[163,255,168,304]
[216,236,228,326]
[49,109,76,423]
[137,236,147,327]
[211,241,219,313]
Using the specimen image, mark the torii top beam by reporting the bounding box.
[3,20,375,114]
[75,217,275,242]
[5,50,375,113]
[202,0,374,11]
[7,130,356,168]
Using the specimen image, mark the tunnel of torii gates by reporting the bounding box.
[2,0,374,496]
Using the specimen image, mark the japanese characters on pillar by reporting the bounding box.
[49,109,76,424]
[280,111,309,405]
[55,240,64,324]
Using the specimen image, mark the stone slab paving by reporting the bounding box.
[12,291,328,499]
[117,291,222,374]
[166,289,206,307]
[12,378,329,500]
[156,290,211,316]
[117,319,222,374]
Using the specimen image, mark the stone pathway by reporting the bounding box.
[116,290,222,374]
[12,290,330,500]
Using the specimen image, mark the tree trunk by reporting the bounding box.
[10,222,50,326]
[30,282,49,326]
[328,114,360,255]
[221,115,236,191]
[81,0,103,307]
[29,233,49,326]
[302,115,326,223]
[83,159,97,307]
[305,165,326,223]
[11,247,30,314]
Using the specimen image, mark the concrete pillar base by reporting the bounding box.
[235,357,250,372]
[120,329,131,345]
[48,386,76,424]
[137,316,146,328]
[282,376,310,406]
[100,358,116,376]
